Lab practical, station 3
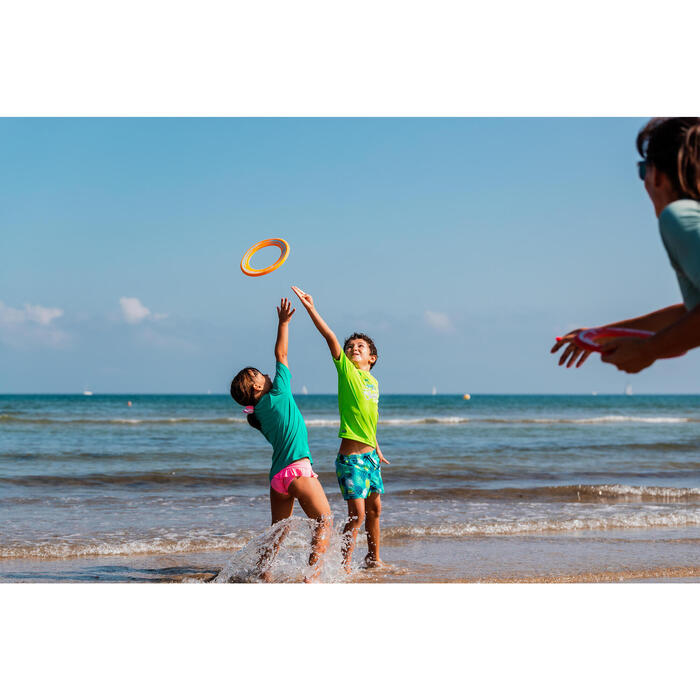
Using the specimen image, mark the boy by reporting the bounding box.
[291,286,389,572]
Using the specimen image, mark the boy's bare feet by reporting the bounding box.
[363,553,385,569]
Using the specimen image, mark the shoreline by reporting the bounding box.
[2,528,699,584]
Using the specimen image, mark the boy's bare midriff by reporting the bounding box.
[339,437,375,455]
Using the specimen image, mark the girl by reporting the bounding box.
[230,298,332,581]
[552,117,700,373]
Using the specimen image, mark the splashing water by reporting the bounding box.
[213,516,351,583]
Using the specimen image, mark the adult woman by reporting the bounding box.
[552,117,700,373]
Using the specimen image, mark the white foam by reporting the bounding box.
[385,508,700,538]
[530,415,689,425]
[579,484,700,498]
[0,533,250,559]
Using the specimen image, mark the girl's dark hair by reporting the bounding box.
[230,367,262,431]
[343,332,378,369]
[637,117,700,200]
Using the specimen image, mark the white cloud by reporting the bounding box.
[120,297,152,324]
[24,304,64,325]
[0,301,67,348]
[424,310,454,333]
[119,297,168,324]
[0,301,64,325]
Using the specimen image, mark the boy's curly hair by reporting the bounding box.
[343,332,378,369]
[230,367,262,431]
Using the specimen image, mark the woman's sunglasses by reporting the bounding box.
[637,160,649,180]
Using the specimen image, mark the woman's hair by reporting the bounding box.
[637,117,700,200]
[343,332,378,368]
[230,367,262,431]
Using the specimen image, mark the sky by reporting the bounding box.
[2,117,700,394]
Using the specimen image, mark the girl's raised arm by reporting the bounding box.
[291,286,342,360]
[275,298,295,367]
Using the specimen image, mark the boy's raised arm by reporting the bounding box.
[275,298,295,367]
[291,286,342,360]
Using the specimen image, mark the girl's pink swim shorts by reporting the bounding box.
[270,458,318,496]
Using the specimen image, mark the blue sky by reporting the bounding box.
[2,117,699,394]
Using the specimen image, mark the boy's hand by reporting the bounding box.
[291,286,315,311]
[377,445,390,465]
[291,284,341,359]
[277,298,296,324]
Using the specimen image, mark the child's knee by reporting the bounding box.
[350,513,365,528]
[347,509,365,528]
[366,498,381,518]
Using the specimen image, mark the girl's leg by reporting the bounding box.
[257,487,295,580]
[364,492,383,567]
[341,498,365,573]
[287,477,332,579]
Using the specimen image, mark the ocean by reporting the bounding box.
[1,393,699,583]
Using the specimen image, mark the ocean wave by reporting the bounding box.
[0,451,239,464]
[0,414,246,425]
[383,509,700,539]
[394,483,700,503]
[4,505,699,559]
[479,415,693,425]
[0,471,269,488]
[0,533,251,560]
[2,412,696,427]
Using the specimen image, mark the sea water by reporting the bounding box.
[1,394,699,582]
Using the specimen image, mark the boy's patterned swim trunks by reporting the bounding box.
[335,450,384,501]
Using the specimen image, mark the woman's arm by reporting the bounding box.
[551,304,687,368]
[274,298,295,367]
[291,286,342,360]
[602,303,700,373]
[601,304,687,332]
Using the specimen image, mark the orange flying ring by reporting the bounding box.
[240,238,290,277]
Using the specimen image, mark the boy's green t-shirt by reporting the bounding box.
[253,361,312,481]
[332,351,379,447]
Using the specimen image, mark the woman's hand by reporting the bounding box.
[277,298,296,324]
[291,286,315,311]
[600,337,656,374]
[550,328,592,368]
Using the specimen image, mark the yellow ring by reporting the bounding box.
[240,238,290,277]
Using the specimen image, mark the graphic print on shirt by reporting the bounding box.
[361,374,379,403]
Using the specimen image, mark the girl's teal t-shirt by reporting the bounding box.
[659,199,700,310]
[253,362,312,481]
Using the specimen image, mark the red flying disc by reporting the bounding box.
[573,327,653,353]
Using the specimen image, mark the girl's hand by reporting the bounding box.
[291,286,315,311]
[550,328,592,368]
[277,298,296,324]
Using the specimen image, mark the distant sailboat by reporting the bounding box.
[82,389,93,396]
[625,383,633,396]
[431,386,437,396]
[301,385,309,395]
